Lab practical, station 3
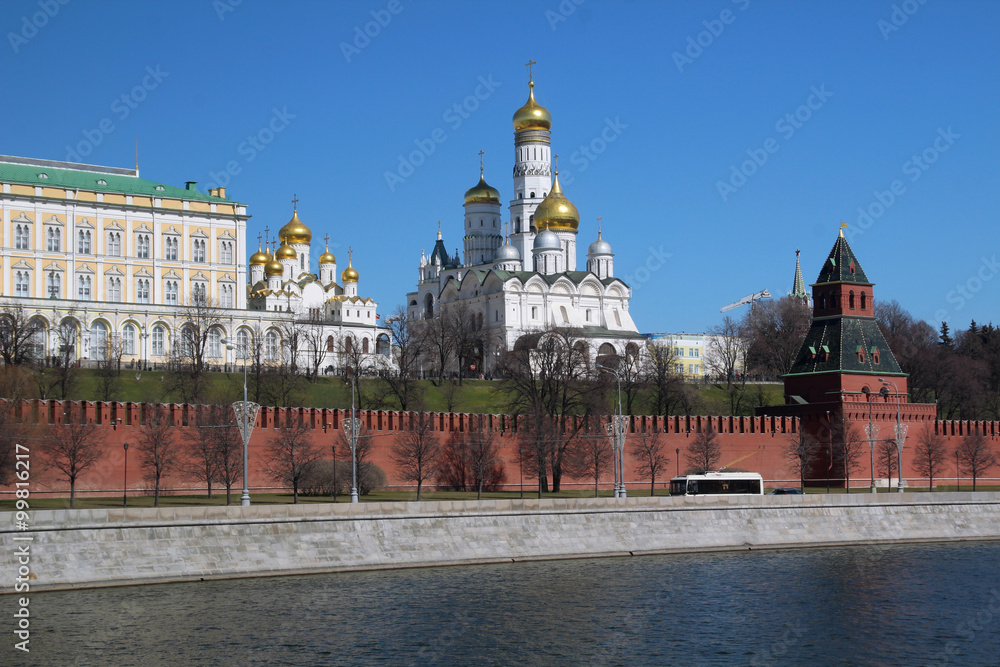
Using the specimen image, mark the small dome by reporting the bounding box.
[341,260,359,283]
[279,209,312,245]
[249,242,269,266]
[319,249,336,264]
[512,80,551,132]
[533,229,560,250]
[274,242,296,260]
[588,231,613,256]
[464,173,501,204]
[264,258,284,276]
[494,239,521,262]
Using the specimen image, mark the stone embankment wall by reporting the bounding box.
[4,492,999,593]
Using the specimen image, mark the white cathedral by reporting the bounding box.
[406,70,643,375]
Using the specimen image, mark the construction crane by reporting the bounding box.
[720,289,771,313]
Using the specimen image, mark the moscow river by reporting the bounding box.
[9,540,1000,666]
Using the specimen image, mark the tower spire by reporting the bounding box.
[791,248,808,300]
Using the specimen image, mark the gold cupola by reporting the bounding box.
[249,240,269,266]
[512,78,551,132]
[318,240,336,265]
[533,171,579,232]
[274,242,297,260]
[264,255,284,276]
[341,259,359,283]
[464,173,501,204]
[279,207,312,245]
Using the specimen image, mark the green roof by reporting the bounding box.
[0,155,243,204]
[813,233,872,285]
[785,316,903,377]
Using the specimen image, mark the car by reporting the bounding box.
[767,487,804,495]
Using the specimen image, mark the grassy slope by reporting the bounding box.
[36,369,785,416]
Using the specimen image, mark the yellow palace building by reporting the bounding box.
[0,154,387,369]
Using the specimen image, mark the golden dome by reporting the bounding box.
[512,80,551,132]
[264,257,283,276]
[464,173,501,204]
[341,259,359,283]
[533,171,579,232]
[249,242,269,266]
[318,250,336,264]
[279,210,312,245]
[274,242,297,260]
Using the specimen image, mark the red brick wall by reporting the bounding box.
[4,400,998,498]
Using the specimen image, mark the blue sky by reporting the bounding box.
[2,0,998,334]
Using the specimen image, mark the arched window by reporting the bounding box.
[47,227,60,251]
[208,328,222,358]
[362,338,369,354]
[151,325,166,356]
[90,321,108,360]
[849,290,855,309]
[15,224,30,249]
[424,293,434,319]
[107,231,121,256]
[598,343,616,357]
[47,272,61,299]
[236,329,251,360]
[180,325,197,359]
[265,330,279,362]
[77,229,92,253]
[626,342,640,362]
[344,336,353,354]
[107,276,121,301]
[77,275,92,299]
[326,335,335,352]
[15,271,30,297]
[860,291,868,310]
[377,335,390,356]
[122,324,136,355]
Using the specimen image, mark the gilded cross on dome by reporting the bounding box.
[291,194,298,211]
[525,58,537,82]
[478,149,485,175]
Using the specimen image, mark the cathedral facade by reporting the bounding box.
[406,71,644,374]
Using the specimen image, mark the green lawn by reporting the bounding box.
[34,368,784,416]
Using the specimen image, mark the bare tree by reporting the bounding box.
[136,405,178,507]
[644,344,688,416]
[384,306,424,411]
[441,377,461,413]
[955,431,998,491]
[464,414,504,500]
[0,366,33,485]
[630,430,670,496]
[340,336,391,411]
[415,312,454,383]
[743,297,811,378]
[390,413,441,500]
[40,421,102,508]
[446,302,483,384]
[706,316,748,390]
[912,425,948,491]
[0,303,43,367]
[839,424,867,493]
[264,417,321,503]
[685,424,721,473]
[300,315,328,383]
[164,297,225,404]
[784,431,821,491]
[183,405,242,504]
[876,439,898,490]
[495,328,595,492]
[570,433,614,497]
[42,318,80,400]
[95,334,124,402]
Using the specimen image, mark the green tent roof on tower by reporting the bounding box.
[814,227,872,285]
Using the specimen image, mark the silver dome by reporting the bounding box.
[494,241,521,262]
[588,237,613,255]
[533,229,560,250]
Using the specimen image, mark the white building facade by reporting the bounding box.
[406,72,644,374]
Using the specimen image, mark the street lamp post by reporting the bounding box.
[122,442,129,507]
[863,387,879,493]
[597,363,627,498]
[222,337,258,507]
[343,365,370,504]
[880,377,907,494]
[675,448,680,478]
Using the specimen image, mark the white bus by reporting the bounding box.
[669,472,764,497]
